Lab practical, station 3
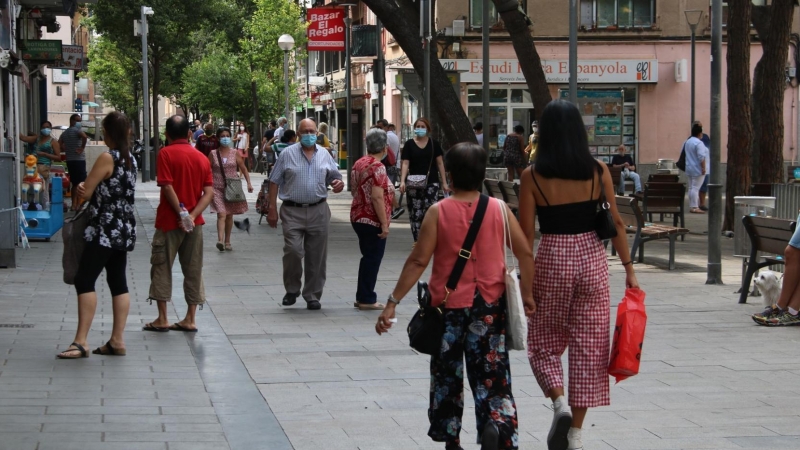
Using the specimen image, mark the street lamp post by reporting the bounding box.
[707,0,723,284]
[278,34,295,129]
[568,0,578,104]
[482,0,490,154]
[341,3,356,185]
[685,10,703,125]
[139,6,154,182]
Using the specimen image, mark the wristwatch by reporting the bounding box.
[387,294,400,305]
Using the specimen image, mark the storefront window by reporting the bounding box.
[489,89,507,103]
[468,88,482,103]
[510,89,531,104]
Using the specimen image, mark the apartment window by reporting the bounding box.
[56,86,62,96]
[470,0,526,28]
[720,1,765,27]
[581,0,655,29]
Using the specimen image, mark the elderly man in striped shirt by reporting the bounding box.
[267,118,345,310]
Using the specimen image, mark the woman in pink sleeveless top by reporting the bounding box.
[376,143,535,450]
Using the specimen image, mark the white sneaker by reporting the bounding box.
[547,398,572,450]
[567,427,583,450]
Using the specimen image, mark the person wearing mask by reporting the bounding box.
[350,129,394,311]
[503,125,527,182]
[473,121,484,147]
[144,116,214,333]
[58,114,87,211]
[57,112,137,359]
[518,100,638,450]
[20,120,62,209]
[269,117,288,146]
[209,127,253,252]
[233,123,250,170]
[195,123,219,157]
[267,119,344,310]
[377,142,535,450]
[683,123,709,214]
[399,117,448,242]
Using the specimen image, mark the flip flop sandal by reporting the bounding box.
[169,323,198,332]
[57,342,88,359]
[225,244,232,251]
[92,340,127,356]
[357,302,386,311]
[142,322,170,332]
[216,242,225,252]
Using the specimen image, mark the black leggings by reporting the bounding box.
[74,242,129,296]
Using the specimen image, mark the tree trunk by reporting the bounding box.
[492,0,552,118]
[152,56,161,171]
[361,0,475,145]
[250,62,260,145]
[724,0,754,232]
[751,1,795,183]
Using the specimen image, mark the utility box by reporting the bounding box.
[0,152,16,268]
[734,196,777,257]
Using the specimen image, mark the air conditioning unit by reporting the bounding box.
[452,20,465,37]
[444,27,453,36]
[675,59,688,83]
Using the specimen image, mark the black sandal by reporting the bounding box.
[92,340,126,356]
[56,342,88,359]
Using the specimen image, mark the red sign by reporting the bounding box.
[307,8,345,52]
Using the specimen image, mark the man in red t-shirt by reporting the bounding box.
[145,115,214,333]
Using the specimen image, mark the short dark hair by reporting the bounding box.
[445,142,486,191]
[692,123,703,136]
[281,130,296,143]
[69,114,81,123]
[165,115,190,140]
[377,118,389,128]
[270,120,277,127]
[514,125,524,134]
[40,120,52,128]
[473,122,483,131]
[533,100,596,181]
[216,126,231,138]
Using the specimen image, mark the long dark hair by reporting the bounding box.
[533,100,596,180]
[102,111,132,170]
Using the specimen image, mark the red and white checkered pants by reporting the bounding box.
[528,232,611,408]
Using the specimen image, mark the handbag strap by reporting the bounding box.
[444,194,490,301]
[215,149,228,183]
[423,140,434,182]
[498,198,513,267]
[595,162,610,209]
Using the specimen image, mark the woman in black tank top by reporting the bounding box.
[517,100,640,450]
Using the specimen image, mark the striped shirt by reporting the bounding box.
[269,143,342,204]
[60,126,85,161]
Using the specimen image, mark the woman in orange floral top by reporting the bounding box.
[350,128,395,310]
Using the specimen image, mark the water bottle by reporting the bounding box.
[179,203,194,232]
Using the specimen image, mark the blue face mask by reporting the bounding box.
[74,122,82,129]
[41,128,51,136]
[414,128,427,137]
[300,134,317,147]
[220,137,232,147]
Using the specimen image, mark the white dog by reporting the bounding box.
[753,271,783,307]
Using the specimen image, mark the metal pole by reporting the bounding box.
[283,50,290,123]
[422,0,431,120]
[345,7,354,187]
[377,18,384,120]
[707,0,723,285]
[482,0,490,154]
[690,25,697,125]
[568,0,578,104]
[141,7,151,182]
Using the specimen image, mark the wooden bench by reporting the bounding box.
[612,196,689,270]
[607,165,635,194]
[738,216,796,303]
[499,181,520,215]
[648,174,680,183]
[641,182,686,232]
[484,179,505,201]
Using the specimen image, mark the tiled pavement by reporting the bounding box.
[2,171,800,449]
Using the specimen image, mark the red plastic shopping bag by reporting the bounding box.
[608,288,647,383]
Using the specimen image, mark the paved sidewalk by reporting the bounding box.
[2,171,800,449]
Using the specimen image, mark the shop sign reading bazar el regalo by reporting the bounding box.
[307,8,345,52]
[440,59,658,84]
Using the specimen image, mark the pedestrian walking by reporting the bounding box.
[234,123,250,170]
[683,123,708,214]
[195,123,219,157]
[269,117,288,146]
[350,128,394,311]
[144,115,214,333]
[20,120,61,208]
[57,112,137,359]
[377,142,535,450]
[192,119,204,141]
[692,120,711,211]
[58,114,88,211]
[503,125,526,182]
[399,117,448,241]
[272,129,296,156]
[317,122,334,159]
[210,127,253,252]
[518,100,639,450]
[267,118,345,310]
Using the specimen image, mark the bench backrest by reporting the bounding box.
[484,179,504,200]
[498,181,519,205]
[607,165,622,185]
[749,183,772,197]
[643,182,685,209]
[615,195,644,230]
[743,216,796,256]
[648,174,680,183]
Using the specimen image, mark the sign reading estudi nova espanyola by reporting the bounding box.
[440,59,658,84]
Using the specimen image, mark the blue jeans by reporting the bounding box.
[618,169,642,194]
[352,222,387,304]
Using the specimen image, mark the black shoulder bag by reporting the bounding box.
[595,163,618,240]
[676,142,687,172]
[407,194,490,355]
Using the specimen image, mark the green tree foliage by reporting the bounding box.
[87,35,141,117]
[182,50,252,121]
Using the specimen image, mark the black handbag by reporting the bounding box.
[407,194,490,355]
[595,163,618,240]
[62,203,90,285]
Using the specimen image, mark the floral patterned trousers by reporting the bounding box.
[428,290,519,449]
[407,183,439,241]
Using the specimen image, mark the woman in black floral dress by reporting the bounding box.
[58,112,137,359]
[503,125,527,182]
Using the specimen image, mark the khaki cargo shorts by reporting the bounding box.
[148,226,206,305]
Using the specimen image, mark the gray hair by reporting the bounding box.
[278,117,287,124]
[365,128,388,155]
[318,122,329,133]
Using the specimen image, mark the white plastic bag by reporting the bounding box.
[499,199,527,351]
